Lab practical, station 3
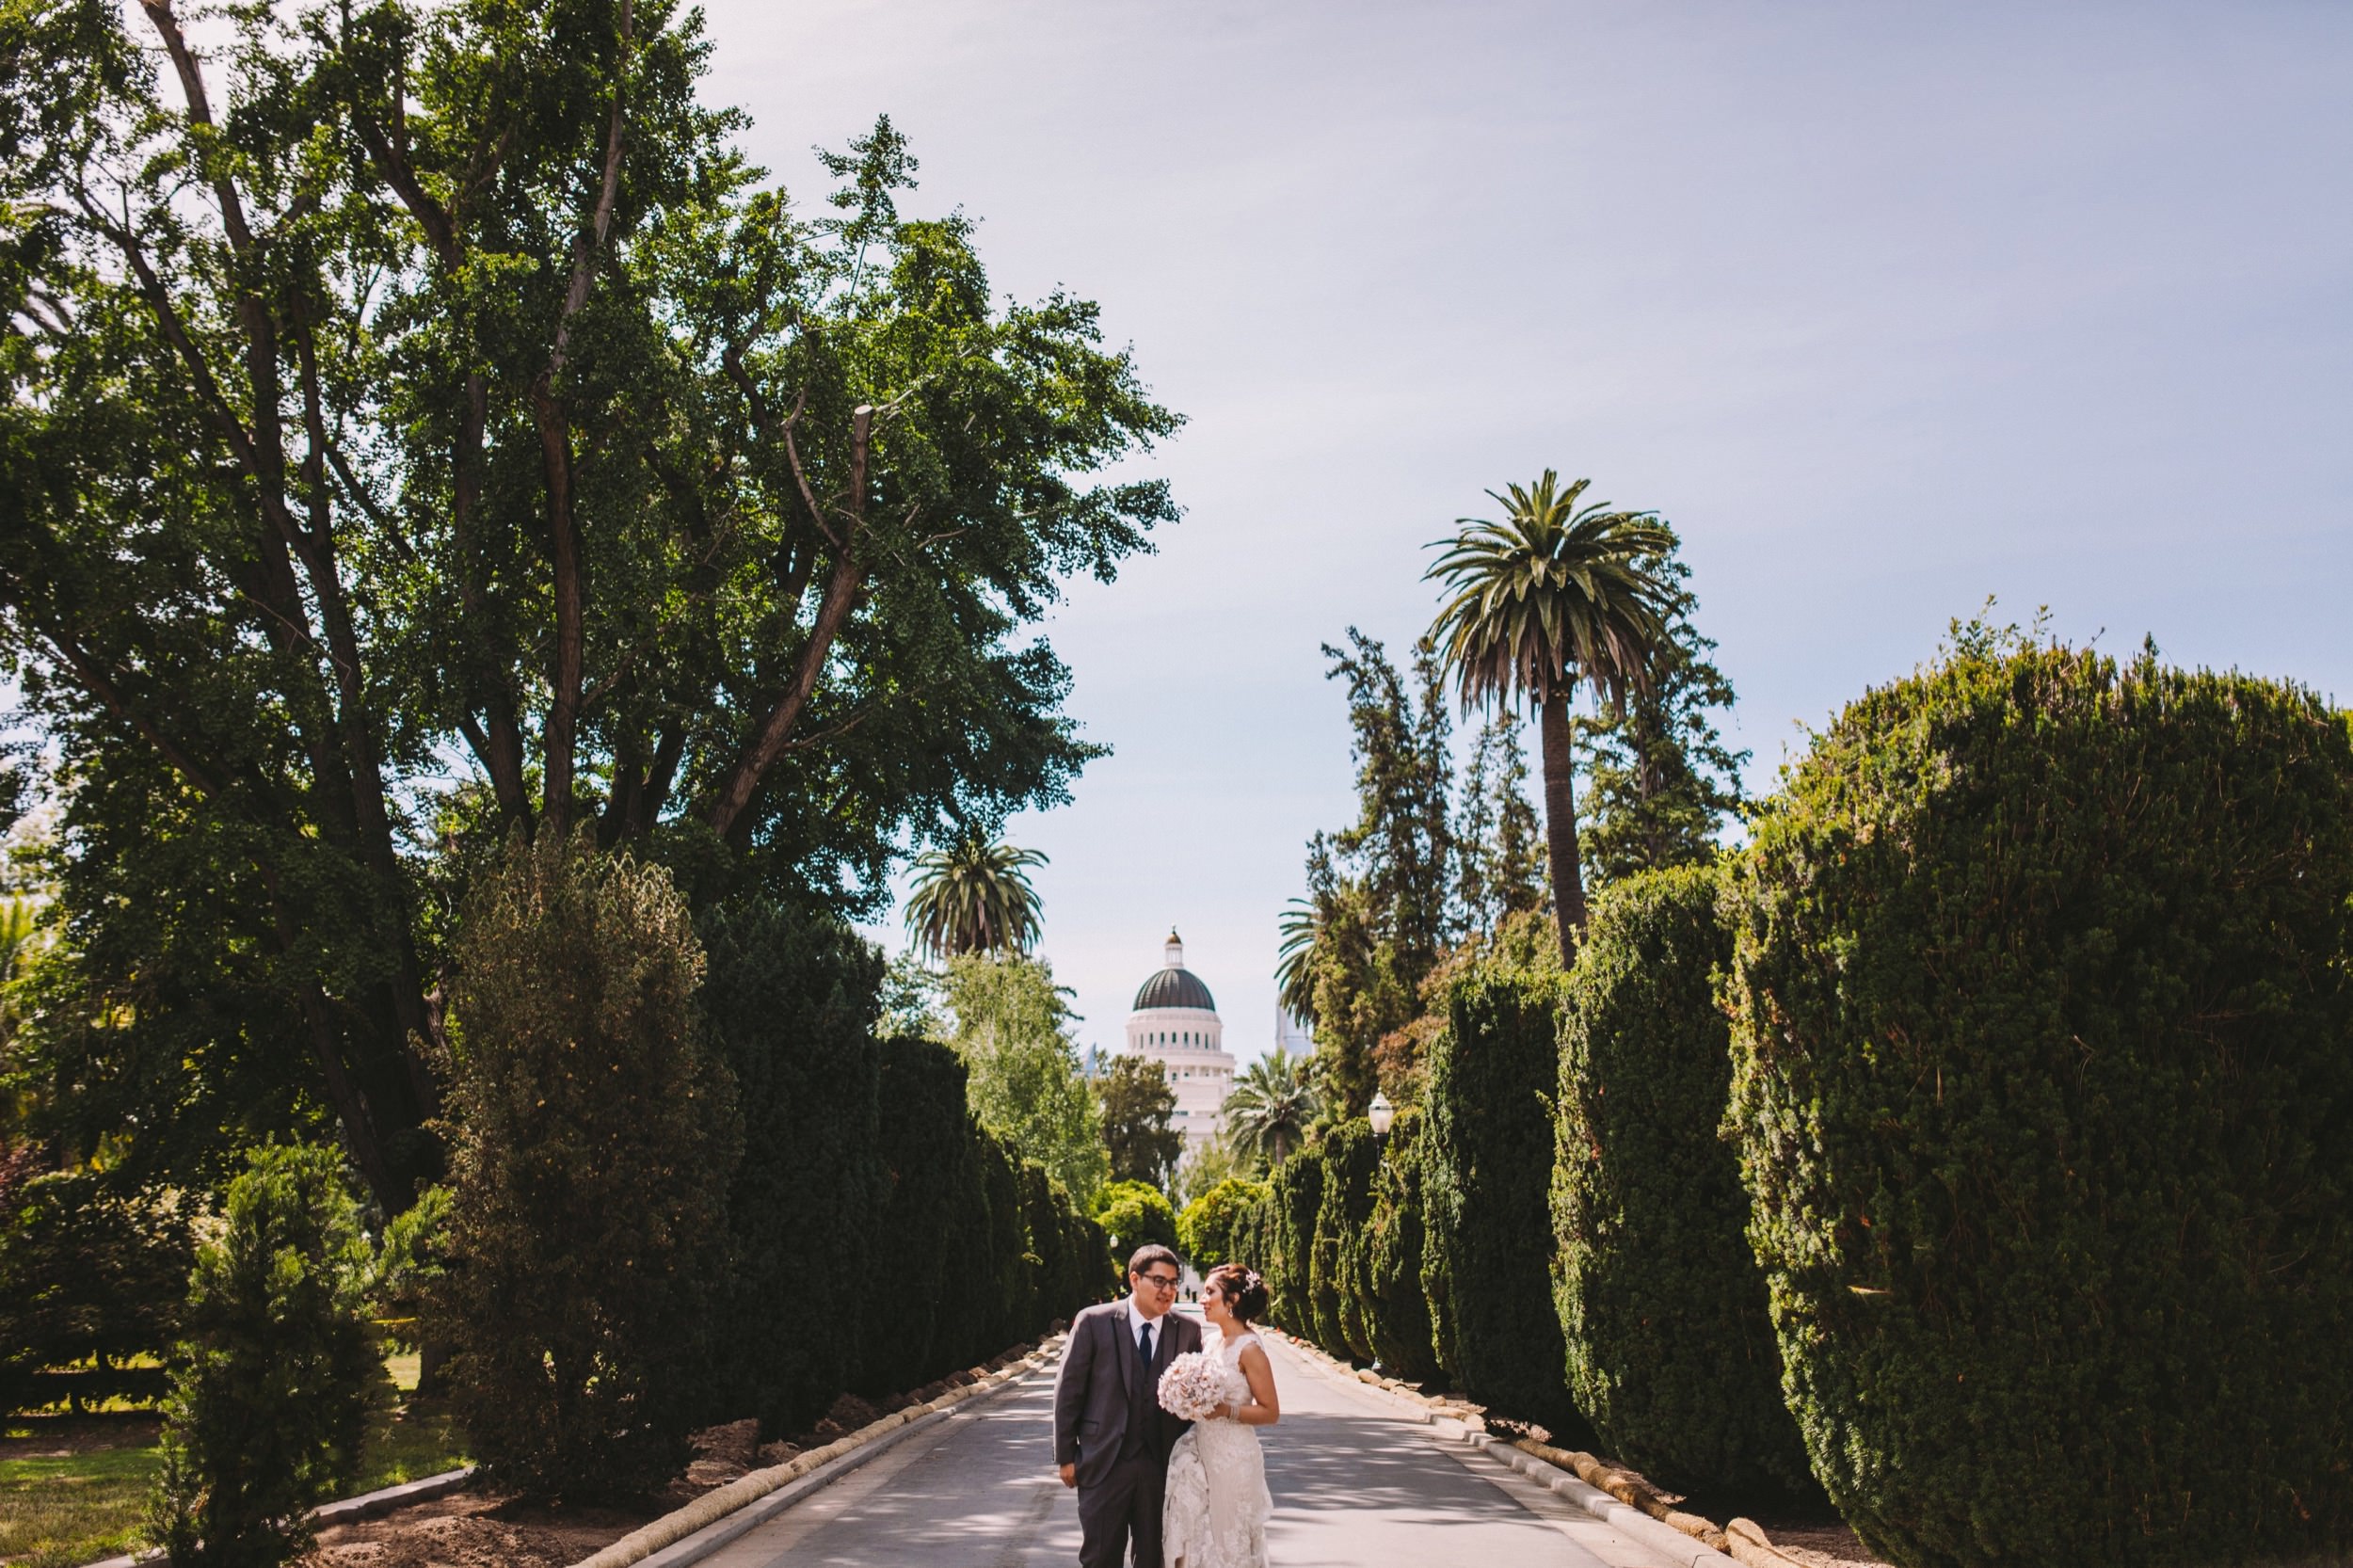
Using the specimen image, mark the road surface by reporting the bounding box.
[692,1320,1689,1566]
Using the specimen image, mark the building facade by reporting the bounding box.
[1124,931,1236,1151]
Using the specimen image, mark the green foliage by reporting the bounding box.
[1308,1121,1380,1361]
[1424,968,1584,1438]
[1360,1108,1444,1384]
[366,1185,451,1357]
[863,1038,982,1391]
[935,955,1107,1207]
[1455,717,1548,934]
[1222,1047,1319,1169]
[1278,633,1454,1115]
[1725,636,2353,1568]
[1176,1176,1267,1272]
[1019,1160,1108,1328]
[150,1144,388,1568]
[0,0,1175,1208]
[432,837,739,1500]
[1262,1150,1324,1336]
[1573,537,1747,887]
[1424,471,1680,948]
[1096,1055,1184,1191]
[1553,865,1806,1496]
[904,836,1048,959]
[696,898,888,1435]
[0,1172,194,1414]
[1091,1180,1178,1258]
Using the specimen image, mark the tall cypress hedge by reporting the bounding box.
[1424,970,1585,1439]
[1310,1119,1380,1362]
[861,1037,983,1394]
[1263,1149,1324,1336]
[1554,864,1809,1497]
[1356,1108,1443,1384]
[696,899,888,1434]
[1724,643,2353,1568]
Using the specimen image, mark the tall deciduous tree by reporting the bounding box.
[932,953,1106,1207]
[1095,1054,1182,1192]
[1425,472,1675,957]
[0,0,1175,1208]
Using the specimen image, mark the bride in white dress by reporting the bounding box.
[1163,1263,1280,1568]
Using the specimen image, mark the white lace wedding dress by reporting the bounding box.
[1162,1327,1273,1568]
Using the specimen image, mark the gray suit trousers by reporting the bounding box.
[1079,1450,1167,1568]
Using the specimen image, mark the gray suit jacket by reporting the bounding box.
[1052,1300,1203,1489]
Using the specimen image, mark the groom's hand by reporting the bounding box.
[1059,1463,1076,1488]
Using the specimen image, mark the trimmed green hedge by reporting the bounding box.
[0,1170,192,1414]
[1263,1148,1324,1336]
[1309,1120,1380,1362]
[1356,1107,1444,1384]
[1554,864,1809,1497]
[1425,969,1586,1439]
[696,899,888,1434]
[1724,644,2353,1567]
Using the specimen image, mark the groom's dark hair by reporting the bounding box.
[1128,1244,1180,1279]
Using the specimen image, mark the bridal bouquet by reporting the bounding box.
[1157,1351,1229,1420]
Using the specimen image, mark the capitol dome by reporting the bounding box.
[1133,955,1217,1013]
[1124,931,1234,1153]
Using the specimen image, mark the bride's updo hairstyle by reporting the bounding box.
[1206,1263,1270,1324]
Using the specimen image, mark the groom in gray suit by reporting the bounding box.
[1054,1244,1204,1568]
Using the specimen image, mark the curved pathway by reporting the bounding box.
[689,1321,1689,1566]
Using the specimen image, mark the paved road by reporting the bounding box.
[696,1321,1679,1567]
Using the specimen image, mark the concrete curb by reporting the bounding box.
[1261,1328,1737,1568]
[565,1335,1063,1568]
[75,1467,477,1568]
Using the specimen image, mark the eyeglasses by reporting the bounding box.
[1137,1272,1180,1291]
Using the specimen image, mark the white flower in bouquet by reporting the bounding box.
[1157,1350,1228,1420]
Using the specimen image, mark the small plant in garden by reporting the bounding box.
[150,1144,388,1568]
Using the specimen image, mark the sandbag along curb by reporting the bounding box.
[566,1335,1064,1568]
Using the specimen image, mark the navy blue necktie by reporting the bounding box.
[1136,1321,1154,1368]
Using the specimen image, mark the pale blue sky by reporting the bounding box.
[693,1,2353,1060]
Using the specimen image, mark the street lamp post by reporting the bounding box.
[1368,1090,1395,1139]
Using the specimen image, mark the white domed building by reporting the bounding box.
[1125,931,1237,1152]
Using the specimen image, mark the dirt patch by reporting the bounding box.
[1737,1513,1887,1568]
[309,1493,654,1568]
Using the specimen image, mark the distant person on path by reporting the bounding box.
[1161,1263,1279,1568]
[1055,1244,1204,1567]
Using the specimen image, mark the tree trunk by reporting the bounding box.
[1538,691,1587,964]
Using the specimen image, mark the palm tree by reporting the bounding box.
[904,831,1048,959]
[1273,897,1321,1026]
[1425,471,1676,959]
[1223,1047,1321,1168]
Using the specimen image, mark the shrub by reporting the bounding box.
[150,1144,387,1568]
[0,1170,193,1413]
[1724,641,2353,1568]
[1091,1179,1178,1260]
[974,1132,1032,1355]
[1554,864,1809,1496]
[1424,968,1585,1439]
[1176,1176,1267,1272]
[696,898,888,1434]
[1358,1106,1443,1384]
[862,1037,975,1391]
[1262,1149,1323,1335]
[1019,1159,1103,1324]
[434,836,740,1500]
[1309,1119,1379,1362]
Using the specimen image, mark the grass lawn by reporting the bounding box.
[0,1368,467,1568]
